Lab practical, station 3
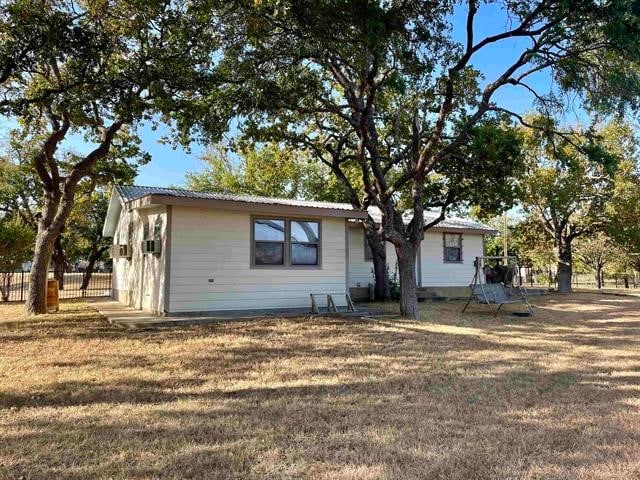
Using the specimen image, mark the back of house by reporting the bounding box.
[102,186,496,315]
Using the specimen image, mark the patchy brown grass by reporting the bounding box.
[1,294,640,479]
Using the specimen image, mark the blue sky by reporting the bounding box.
[2,2,572,188]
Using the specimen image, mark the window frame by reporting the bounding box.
[443,232,463,263]
[142,220,151,242]
[153,216,163,241]
[364,235,374,262]
[251,216,322,269]
[253,218,286,267]
[127,220,134,245]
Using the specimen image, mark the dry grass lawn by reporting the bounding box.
[1,294,640,479]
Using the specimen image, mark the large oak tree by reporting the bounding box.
[0,0,234,314]
[218,0,640,317]
[518,118,636,293]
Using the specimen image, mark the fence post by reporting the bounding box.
[19,271,24,302]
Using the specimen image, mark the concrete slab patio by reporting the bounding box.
[88,298,382,329]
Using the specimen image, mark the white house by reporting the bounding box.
[102,185,496,315]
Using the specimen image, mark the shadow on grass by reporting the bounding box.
[2,293,640,479]
[3,365,640,479]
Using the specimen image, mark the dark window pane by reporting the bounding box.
[255,242,284,265]
[255,220,285,241]
[290,221,319,243]
[444,247,461,262]
[291,243,318,265]
[364,237,373,261]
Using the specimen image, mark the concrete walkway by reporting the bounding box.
[87,299,165,328]
[88,298,378,329]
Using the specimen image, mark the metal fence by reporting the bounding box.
[0,270,112,302]
[520,268,640,290]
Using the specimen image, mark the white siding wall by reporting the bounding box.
[348,225,484,288]
[420,231,483,286]
[112,206,167,313]
[348,226,374,288]
[168,207,348,312]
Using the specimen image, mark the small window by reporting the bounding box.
[143,221,150,241]
[290,221,319,265]
[364,236,373,261]
[443,233,462,262]
[127,221,133,244]
[254,219,285,265]
[153,217,163,241]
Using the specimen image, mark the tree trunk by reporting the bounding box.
[556,239,573,294]
[24,116,122,316]
[396,242,419,319]
[26,227,58,314]
[81,259,97,292]
[26,195,75,315]
[595,266,602,289]
[0,272,12,302]
[52,235,66,290]
[80,246,108,291]
[364,227,390,301]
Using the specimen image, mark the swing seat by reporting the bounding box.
[466,283,533,316]
[473,284,522,305]
[461,256,534,317]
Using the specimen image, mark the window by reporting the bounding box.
[364,236,373,261]
[443,233,462,262]
[153,216,163,241]
[143,221,150,241]
[254,219,285,265]
[290,221,319,265]
[252,218,321,267]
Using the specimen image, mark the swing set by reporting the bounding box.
[462,256,533,316]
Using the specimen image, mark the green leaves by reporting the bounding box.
[1,0,234,145]
[518,116,638,252]
[185,142,358,202]
[0,217,33,271]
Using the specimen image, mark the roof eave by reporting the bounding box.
[428,226,499,235]
[127,194,368,219]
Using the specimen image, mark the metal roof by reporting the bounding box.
[115,185,358,211]
[104,185,496,236]
[366,206,497,233]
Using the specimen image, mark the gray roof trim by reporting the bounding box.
[366,206,497,234]
[103,185,495,237]
[115,185,368,219]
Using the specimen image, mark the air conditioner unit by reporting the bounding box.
[141,239,161,255]
[111,244,132,259]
